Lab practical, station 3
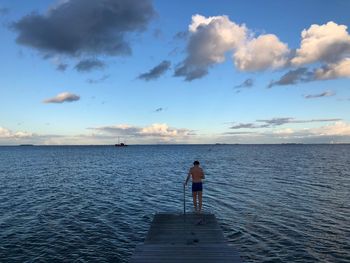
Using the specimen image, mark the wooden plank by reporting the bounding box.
[130,213,242,263]
[145,213,225,244]
[131,247,241,263]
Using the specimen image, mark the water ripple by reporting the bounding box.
[0,145,349,262]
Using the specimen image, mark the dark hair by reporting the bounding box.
[193,160,200,166]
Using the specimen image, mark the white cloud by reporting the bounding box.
[175,14,247,81]
[0,127,35,145]
[234,34,290,71]
[0,127,11,137]
[269,21,350,86]
[140,123,180,137]
[90,123,195,142]
[43,92,80,104]
[188,15,247,52]
[2,121,350,145]
[273,128,294,135]
[0,127,33,138]
[175,14,291,80]
[311,121,350,136]
[314,58,350,80]
[292,21,350,66]
[177,18,350,82]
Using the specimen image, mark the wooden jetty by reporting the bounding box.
[130,213,242,263]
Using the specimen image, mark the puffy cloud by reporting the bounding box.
[43,92,80,103]
[138,60,171,81]
[12,0,155,57]
[75,59,105,72]
[0,127,11,138]
[0,127,33,139]
[292,21,350,66]
[304,90,335,99]
[314,58,350,80]
[270,22,350,86]
[175,14,291,81]
[176,18,350,82]
[311,121,350,136]
[0,127,79,145]
[140,123,180,137]
[234,34,290,71]
[174,14,247,81]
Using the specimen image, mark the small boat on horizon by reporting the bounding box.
[115,142,127,147]
[115,137,128,147]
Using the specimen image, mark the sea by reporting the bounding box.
[0,145,349,262]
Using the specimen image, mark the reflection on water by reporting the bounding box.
[0,145,349,262]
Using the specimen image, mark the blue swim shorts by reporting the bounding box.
[192,182,203,192]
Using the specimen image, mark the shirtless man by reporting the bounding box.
[184,160,205,213]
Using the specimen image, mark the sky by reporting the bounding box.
[0,0,350,145]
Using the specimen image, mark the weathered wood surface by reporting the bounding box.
[130,213,242,263]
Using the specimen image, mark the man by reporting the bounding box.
[184,160,205,213]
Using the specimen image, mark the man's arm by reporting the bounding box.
[201,168,205,179]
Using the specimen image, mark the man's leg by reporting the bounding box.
[198,191,202,213]
[192,191,197,212]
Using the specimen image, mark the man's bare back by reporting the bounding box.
[189,166,204,183]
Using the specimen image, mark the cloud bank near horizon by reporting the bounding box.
[223,121,350,144]
[0,123,197,145]
[2,119,350,145]
[90,123,195,140]
[229,117,342,129]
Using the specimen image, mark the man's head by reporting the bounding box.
[193,160,200,166]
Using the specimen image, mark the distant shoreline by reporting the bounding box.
[0,143,349,147]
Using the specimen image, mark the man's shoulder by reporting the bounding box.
[193,166,202,172]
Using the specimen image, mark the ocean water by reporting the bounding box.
[0,145,349,262]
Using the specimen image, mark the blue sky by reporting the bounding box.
[1,0,350,144]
